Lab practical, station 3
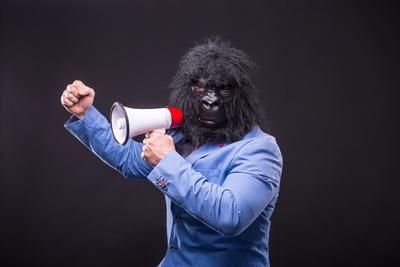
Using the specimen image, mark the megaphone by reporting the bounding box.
[110,102,183,145]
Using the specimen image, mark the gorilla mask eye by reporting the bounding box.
[191,81,206,95]
[220,87,233,97]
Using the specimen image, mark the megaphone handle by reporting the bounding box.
[141,128,166,159]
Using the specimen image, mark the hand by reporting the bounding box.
[61,80,95,118]
[142,131,175,166]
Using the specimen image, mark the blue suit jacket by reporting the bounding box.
[65,106,283,267]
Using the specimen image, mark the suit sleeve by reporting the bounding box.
[64,106,153,179]
[147,138,283,237]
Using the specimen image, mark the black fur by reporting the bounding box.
[169,38,263,147]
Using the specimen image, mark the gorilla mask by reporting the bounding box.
[169,38,263,147]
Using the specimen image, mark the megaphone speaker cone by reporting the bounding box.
[110,102,129,145]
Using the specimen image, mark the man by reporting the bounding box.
[61,39,283,267]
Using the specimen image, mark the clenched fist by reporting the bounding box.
[61,80,95,118]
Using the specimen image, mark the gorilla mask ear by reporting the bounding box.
[168,38,264,146]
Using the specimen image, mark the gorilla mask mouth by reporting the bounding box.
[197,114,227,128]
[198,117,218,127]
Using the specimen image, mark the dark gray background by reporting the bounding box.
[1,0,399,266]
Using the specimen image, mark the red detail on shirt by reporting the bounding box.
[166,106,183,128]
[219,144,225,147]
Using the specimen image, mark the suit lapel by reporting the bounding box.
[186,142,225,165]
[169,130,226,165]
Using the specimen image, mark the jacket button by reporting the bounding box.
[169,244,176,251]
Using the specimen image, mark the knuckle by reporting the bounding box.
[73,80,82,86]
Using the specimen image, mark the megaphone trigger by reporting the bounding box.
[152,129,166,135]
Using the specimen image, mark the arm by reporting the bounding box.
[147,138,283,237]
[64,106,153,179]
[61,80,153,179]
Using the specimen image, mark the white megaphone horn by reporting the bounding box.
[110,102,183,145]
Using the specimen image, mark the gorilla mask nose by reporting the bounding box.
[198,88,226,128]
[202,91,219,111]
